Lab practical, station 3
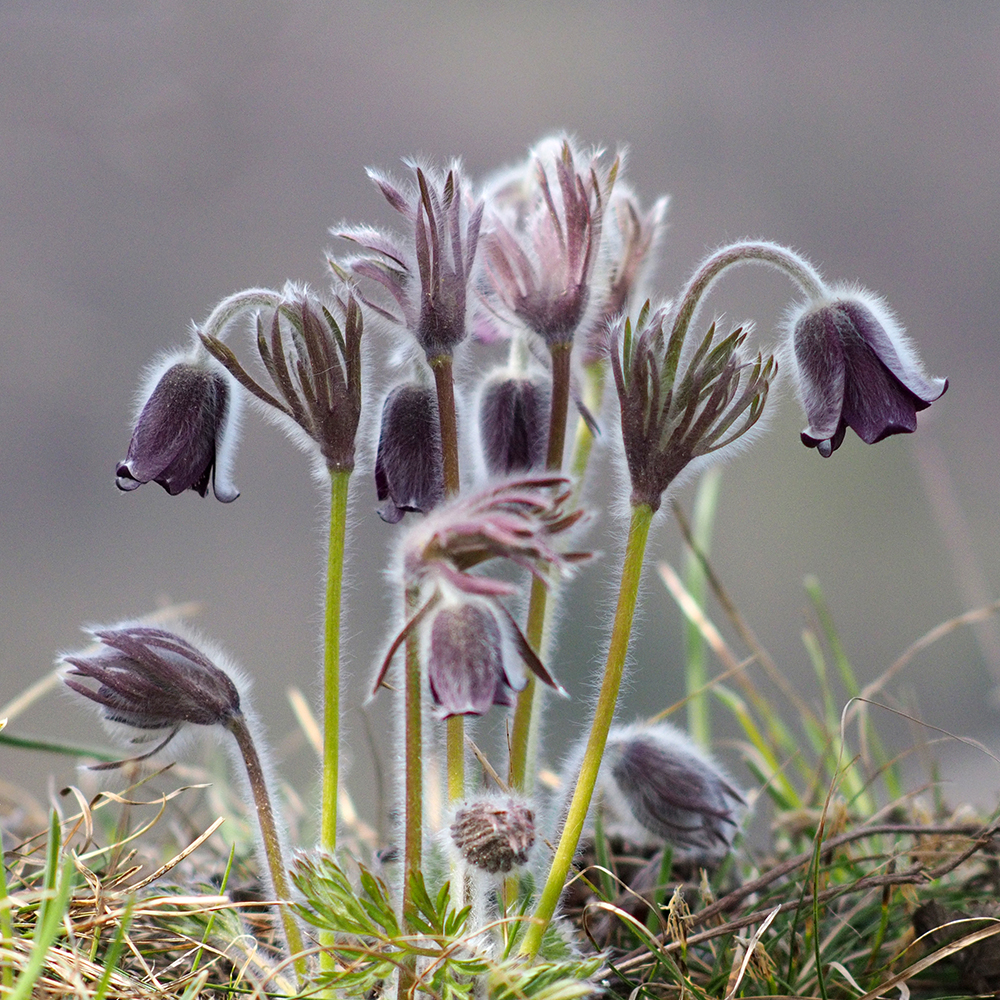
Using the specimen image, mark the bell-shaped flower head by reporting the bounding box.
[483,137,618,349]
[787,288,948,457]
[372,477,589,717]
[477,371,551,476]
[610,301,776,511]
[61,623,243,767]
[335,162,484,361]
[558,721,744,856]
[374,382,445,523]
[116,351,241,502]
[200,283,365,474]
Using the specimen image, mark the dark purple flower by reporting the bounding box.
[336,163,483,360]
[372,478,588,715]
[116,357,240,501]
[451,796,535,873]
[790,292,948,457]
[62,624,242,768]
[427,602,518,718]
[200,285,364,473]
[610,302,776,511]
[477,372,550,476]
[564,722,744,855]
[374,383,445,523]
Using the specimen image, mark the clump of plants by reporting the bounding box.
[5,135,994,1000]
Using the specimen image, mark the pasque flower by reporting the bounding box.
[374,382,445,523]
[559,722,744,855]
[62,624,243,765]
[477,371,551,476]
[372,478,587,717]
[483,138,616,348]
[610,301,776,511]
[788,290,948,457]
[116,353,241,502]
[335,163,484,360]
[200,284,364,473]
[451,796,535,873]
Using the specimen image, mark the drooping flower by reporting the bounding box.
[477,371,551,476]
[788,290,948,457]
[372,477,588,717]
[451,796,535,873]
[116,353,241,502]
[374,382,445,523]
[559,722,744,855]
[200,283,364,473]
[335,162,484,360]
[483,137,617,348]
[61,624,243,766]
[610,301,776,511]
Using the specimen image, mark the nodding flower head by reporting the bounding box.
[372,477,589,716]
[563,722,744,856]
[61,624,243,768]
[451,796,535,873]
[374,382,445,523]
[200,284,364,473]
[788,289,947,457]
[483,137,618,348]
[335,162,484,360]
[610,301,776,511]
[116,352,241,502]
[477,371,551,476]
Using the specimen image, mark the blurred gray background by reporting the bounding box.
[2,0,999,833]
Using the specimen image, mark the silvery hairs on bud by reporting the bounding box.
[450,796,536,874]
[554,721,745,859]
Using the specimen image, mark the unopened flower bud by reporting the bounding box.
[61,624,243,766]
[451,796,535,873]
[788,291,947,457]
[374,383,445,523]
[478,373,550,475]
[116,355,240,502]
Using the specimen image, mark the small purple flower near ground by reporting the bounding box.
[116,356,240,501]
[62,624,243,767]
[789,291,948,457]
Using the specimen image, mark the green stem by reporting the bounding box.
[520,502,654,958]
[320,469,350,853]
[507,342,576,790]
[399,584,423,1000]
[226,715,308,981]
[430,354,465,803]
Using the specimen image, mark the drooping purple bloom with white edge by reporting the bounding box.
[371,477,589,718]
[477,371,551,476]
[116,353,241,501]
[789,289,947,457]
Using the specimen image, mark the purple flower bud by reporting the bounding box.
[116,357,240,502]
[789,292,947,457]
[478,373,550,476]
[427,602,518,718]
[451,796,535,873]
[61,624,243,767]
[563,722,744,856]
[374,383,445,523]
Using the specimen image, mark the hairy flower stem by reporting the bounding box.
[520,502,654,958]
[225,714,308,980]
[320,470,350,853]
[430,354,465,802]
[507,342,575,790]
[399,584,423,1000]
[670,241,827,347]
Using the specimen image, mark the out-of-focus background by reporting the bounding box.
[2,1,998,832]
